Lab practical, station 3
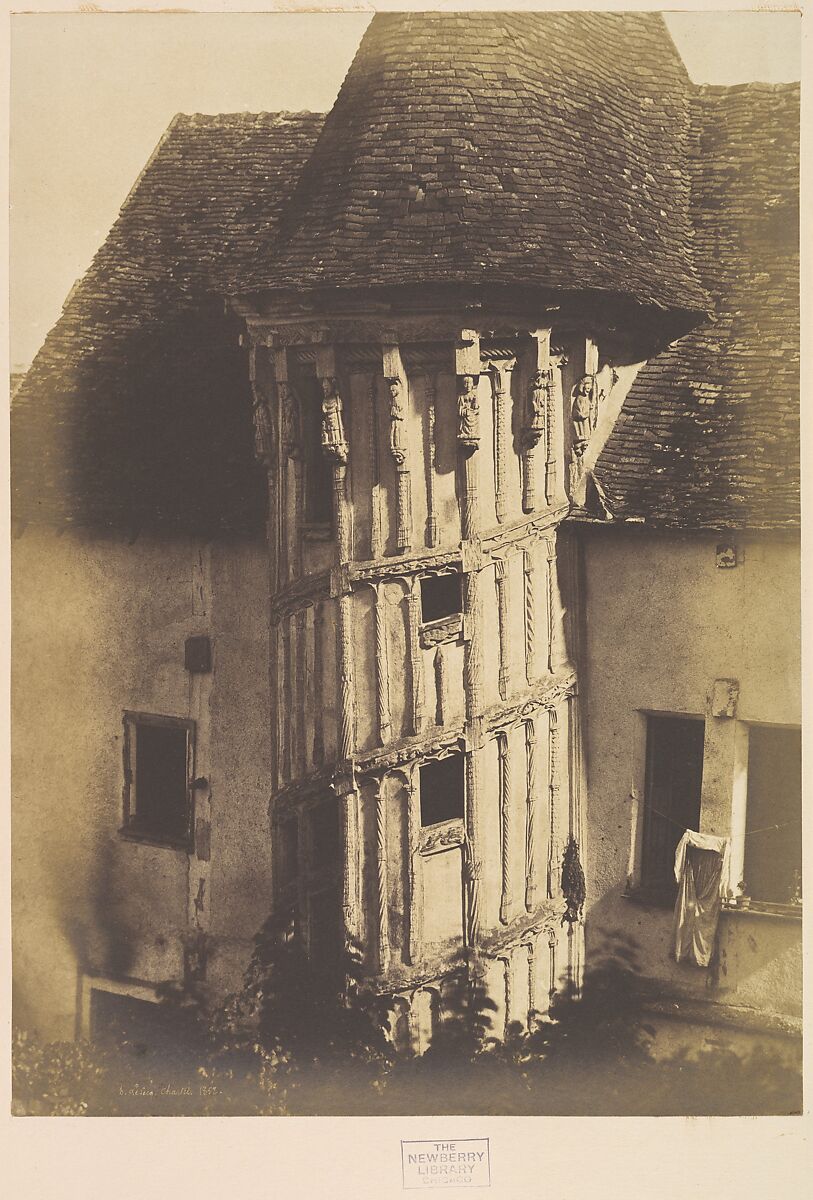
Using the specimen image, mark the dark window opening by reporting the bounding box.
[298,371,333,527]
[124,715,192,847]
[420,573,462,624]
[744,726,801,905]
[641,715,705,893]
[420,754,465,827]
[310,799,341,869]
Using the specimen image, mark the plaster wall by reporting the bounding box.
[580,527,801,1020]
[12,526,273,1039]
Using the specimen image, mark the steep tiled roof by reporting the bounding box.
[238,11,710,323]
[12,112,324,532]
[594,84,800,531]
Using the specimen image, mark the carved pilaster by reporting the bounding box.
[406,770,422,966]
[434,645,447,727]
[281,617,292,782]
[525,939,538,1025]
[463,566,483,724]
[335,776,360,950]
[373,776,389,972]
[546,535,556,675]
[296,607,307,777]
[548,927,557,1005]
[494,556,511,701]
[425,373,439,548]
[523,546,537,686]
[316,347,352,562]
[383,344,412,553]
[374,583,392,745]
[456,330,481,540]
[337,593,356,762]
[369,373,384,561]
[407,577,425,736]
[463,750,482,953]
[547,706,560,900]
[522,329,552,513]
[498,732,513,925]
[569,337,600,478]
[490,361,514,523]
[524,718,539,912]
[312,601,325,766]
[498,953,512,1039]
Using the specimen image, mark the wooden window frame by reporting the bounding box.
[121,711,195,851]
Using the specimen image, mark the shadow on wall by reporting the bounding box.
[12,305,265,537]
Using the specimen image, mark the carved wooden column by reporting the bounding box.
[425,373,439,547]
[275,347,304,580]
[405,768,422,966]
[383,343,412,553]
[523,544,538,686]
[525,939,538,1025]
[569,336,600,483]
[337,594,356,763]
[316,345,351,562]
[456,330,481,541]
[547,706,560,899]
[490,361,513,524]
[522,328,552,513]
[462,555,484,955]
[407,576,425,736]
[545,534,557,675]
[281,617,292,782]
[548,927,558,1007]
[295,607,307,776]
[374,583,392,745]
[498,952,512,1039]
[494,555,511,701]
[434,646,447,727]
[369,373,383,560]
[524,717,540,912]
[373,775,389,973]
[498,731,513,924]
[337,779,360,949]
[312,600,325,765]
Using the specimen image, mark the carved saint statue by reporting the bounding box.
[279,381,301,460]
[457,374,480,449]
[251,395,274,469]
[320,376,349,465]
[525,367,553,446]
[571,373,600,458]
[387,376,407,467]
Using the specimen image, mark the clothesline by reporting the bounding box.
[650,805,795,838]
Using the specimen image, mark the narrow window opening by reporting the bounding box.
[310,798,341,869]
[420,573,462,624]
[744,726,801,905]
[641,715,704,894]
[123,715,192,847]
[420,754,465,827]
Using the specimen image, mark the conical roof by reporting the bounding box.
[239,11,710,318]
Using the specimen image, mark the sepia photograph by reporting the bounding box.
[8,2,803,1134]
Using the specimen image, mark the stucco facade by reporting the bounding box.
[578,525,801,1027]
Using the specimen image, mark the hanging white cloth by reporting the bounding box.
[673,830,730,967]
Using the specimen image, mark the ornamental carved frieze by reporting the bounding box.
[457,374,481,450]
[320,376,349,464]
[420,818,465,856]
